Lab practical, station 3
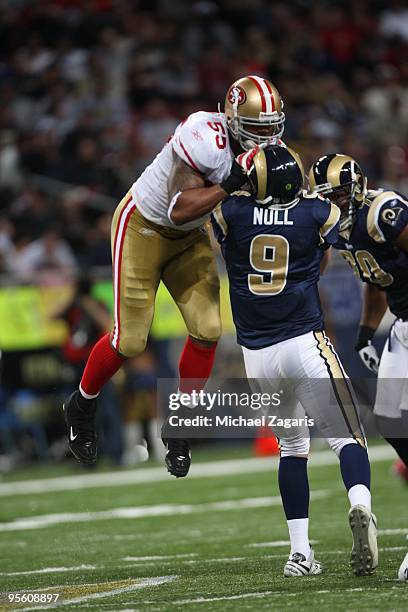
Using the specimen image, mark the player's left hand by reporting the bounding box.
[355,325,379,374]
[357,341,379,374]
[220,159,249,195]
[236,144,263,172]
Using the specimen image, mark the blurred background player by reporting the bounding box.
[309,153,408,578]
[212,145,377,577]
[122,348,164,465]
[63,75,286,476]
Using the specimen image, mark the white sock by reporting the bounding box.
[148,419,166,461]
[287,518,311,557]
[79,384,99,400]
[348,484,371,511]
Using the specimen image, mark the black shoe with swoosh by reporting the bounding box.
[162,437,191,478]
[63,391,97,464]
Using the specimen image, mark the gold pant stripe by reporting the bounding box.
[313,331,366,447]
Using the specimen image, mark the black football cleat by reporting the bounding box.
[63,390,97,464]
[162,437,191,478]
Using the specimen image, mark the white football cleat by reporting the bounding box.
[284,549,322,577]
[398,552,408,581]
[348,504,378,576]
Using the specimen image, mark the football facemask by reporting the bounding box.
[309,154,367,232]
[223,76,285,151]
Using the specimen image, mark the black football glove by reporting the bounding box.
[220,160,248,195]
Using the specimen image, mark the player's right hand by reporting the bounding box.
[357,341,379,374]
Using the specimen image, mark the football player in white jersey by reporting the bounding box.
[63,75,286,476]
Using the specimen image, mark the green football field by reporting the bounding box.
[0,444,407,611]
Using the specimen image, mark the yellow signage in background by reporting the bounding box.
[0,275,235,351]
[0,285,70,351]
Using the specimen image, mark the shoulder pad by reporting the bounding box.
[367,190,408,242]
[172,112,228,175]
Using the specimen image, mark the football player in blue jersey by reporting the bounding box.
[212,145,378,578]
[309,153,408,580]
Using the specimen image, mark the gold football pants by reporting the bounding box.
[110,192,221,357]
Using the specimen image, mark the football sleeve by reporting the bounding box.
[367,193,408,243]
[314,198,340,247]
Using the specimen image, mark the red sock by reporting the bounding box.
[80,333,125,397]
[178,336,217,394]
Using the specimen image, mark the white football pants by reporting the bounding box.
[374,319,408,419]
[242,330,366,457]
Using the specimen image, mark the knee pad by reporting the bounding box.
[118,333,147,358]
[327,437,361,457]
[279,435,310,458]
[192,316,222,343]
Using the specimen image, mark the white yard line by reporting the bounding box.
[248,539,319,548]
[0,490,330,532]
[378,528,408,535]
[249,530,408,549]
[121,556,276,569]
[123,554,197,562]
[121,546,408,569]
[1,565,96,577]
[0,445,395,497]
[9,547,373,580]
[167,591,299,605]
[144,582,401,606]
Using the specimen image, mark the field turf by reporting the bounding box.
[0,444,407,611]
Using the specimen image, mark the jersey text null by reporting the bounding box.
[253,207,294,226]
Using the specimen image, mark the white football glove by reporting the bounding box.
[358,341,379,374]
[398,551,408,581]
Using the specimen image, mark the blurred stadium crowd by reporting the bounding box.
[0,0,406,467]
[0,0,407,277]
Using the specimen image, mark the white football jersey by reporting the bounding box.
[131,111,233,231]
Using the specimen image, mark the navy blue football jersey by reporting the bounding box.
[333,189,408,319]
[211,191,340,349]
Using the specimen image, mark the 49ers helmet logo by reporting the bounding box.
[228,85,246,106]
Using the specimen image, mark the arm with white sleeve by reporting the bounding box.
[167,154,245,226]
[167,115,248,226]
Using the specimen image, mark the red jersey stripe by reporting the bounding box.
[178,139,202,174]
